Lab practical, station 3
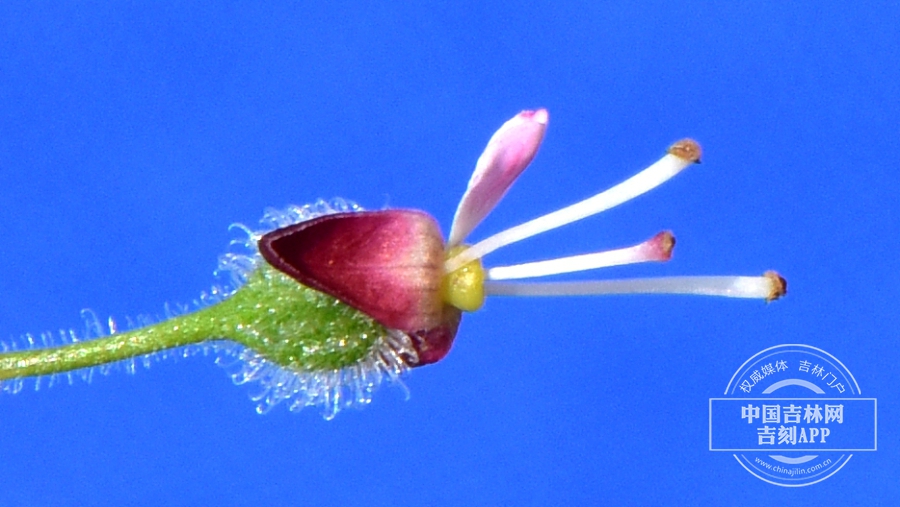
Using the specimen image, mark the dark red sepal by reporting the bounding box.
[406,306,462,367]
[259,210,446,332]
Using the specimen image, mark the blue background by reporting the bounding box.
[1,3,897,505]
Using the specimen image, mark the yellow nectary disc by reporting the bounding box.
[441,245,485,312]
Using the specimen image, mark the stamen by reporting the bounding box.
[484,271,786,302]
[486,231,674,281]
[445,140,701,273]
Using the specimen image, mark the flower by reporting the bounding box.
[259,109,785,368]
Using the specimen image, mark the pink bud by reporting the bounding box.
[448,109,548,246]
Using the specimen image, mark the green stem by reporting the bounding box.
[0,304,233,381]
[0,265,389,381]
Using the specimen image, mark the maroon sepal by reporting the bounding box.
[259,210,446,332]
[406,306,462,367]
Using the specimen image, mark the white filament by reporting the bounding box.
[484,276,777,299]
[445,153,692,273]
[486,243,664,281]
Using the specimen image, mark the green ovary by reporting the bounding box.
[0,265,387,381]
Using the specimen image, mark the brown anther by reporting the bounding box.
[668,139,702,164]
[763,270,787,302]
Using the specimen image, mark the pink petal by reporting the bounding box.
[448,109,548,246]
[259,210,446,332]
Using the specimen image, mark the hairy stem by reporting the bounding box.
[0,304,230,380]
[0,265,389,381]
